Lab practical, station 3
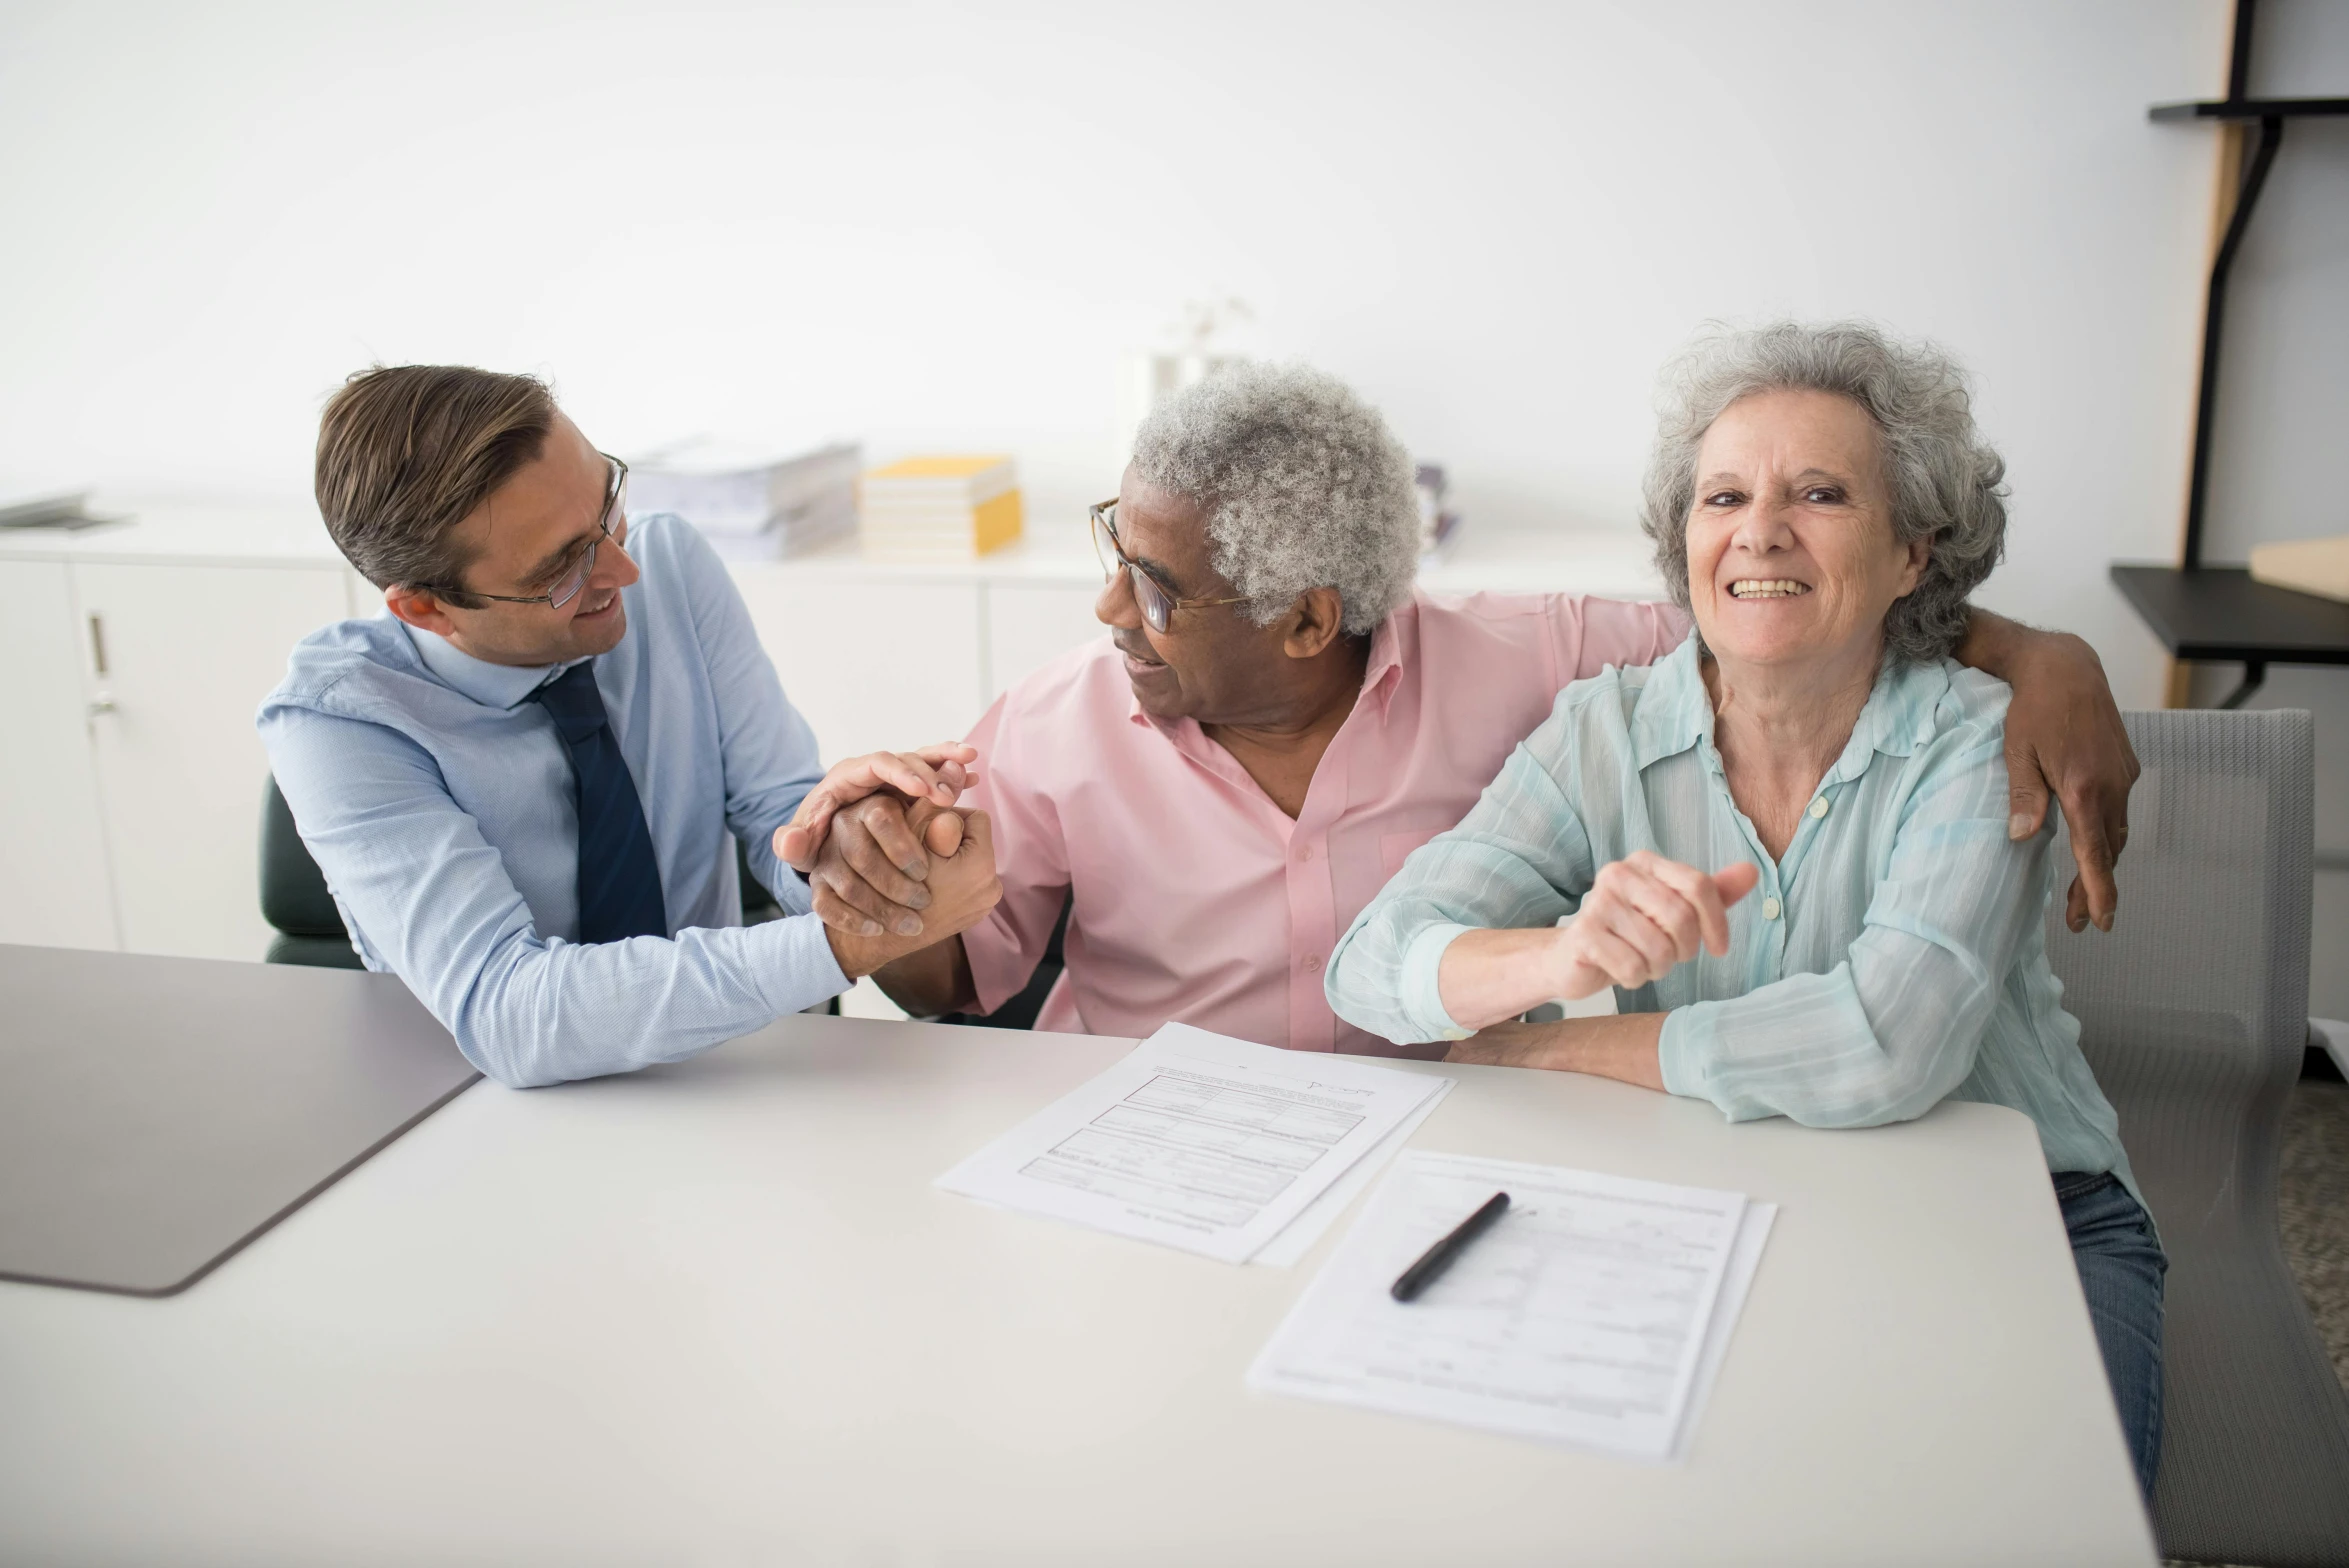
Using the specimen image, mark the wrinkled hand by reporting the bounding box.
[773,744,977,872]
[808,793,968,938]
[2000,633,2138,933]
[820,808,1001,980]
[1551,851,1759,997]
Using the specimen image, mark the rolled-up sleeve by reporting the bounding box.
[1557,596,1690,680]
[1326,706,1599,1046]
[956,689,1072,1015]
[1659,725,2046,1128]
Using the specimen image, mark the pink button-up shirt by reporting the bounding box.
[960,591,1687,1055]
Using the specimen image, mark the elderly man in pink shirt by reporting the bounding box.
[781,364,2137,1055]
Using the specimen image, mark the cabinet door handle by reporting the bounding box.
[87,696,116,717]
[87,613,110,677]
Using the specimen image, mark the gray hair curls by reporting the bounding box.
[1637,320,2008,663]
[1130,362,1421,637]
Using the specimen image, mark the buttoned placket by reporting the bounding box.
[1699,723,1872,994]
[1127,626,1404,1053]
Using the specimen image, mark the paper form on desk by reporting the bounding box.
[1248,1151,1765,1461]
[935,1024,1451,1265]
[1248,1075,1454,1267]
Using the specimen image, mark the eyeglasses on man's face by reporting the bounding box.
[446,453,630,611]
[1088,497,1247,636]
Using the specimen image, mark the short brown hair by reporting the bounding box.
[315,365,558,599]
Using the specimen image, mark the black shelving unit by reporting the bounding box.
[2116,0,2349,709]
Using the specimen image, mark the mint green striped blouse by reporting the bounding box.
[1324,634,2136,1200]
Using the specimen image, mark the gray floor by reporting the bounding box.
[2281,1079,2349,1391]
[2168,1079,2349,1568]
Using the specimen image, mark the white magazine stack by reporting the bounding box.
[627,441,862,561]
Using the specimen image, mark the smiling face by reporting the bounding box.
[1684,387,1929,681]
[1094,467,1309,724]
[407,411,642,668]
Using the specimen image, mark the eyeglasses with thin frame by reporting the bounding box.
[435,454,630,610]
[1089,497,1246,635]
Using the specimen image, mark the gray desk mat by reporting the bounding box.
[0,945,479,1297]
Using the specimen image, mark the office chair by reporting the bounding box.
[2045,708,2349,1566]
[940,891,1070,1030]
[259,776,366,968]
[261,777,788,967]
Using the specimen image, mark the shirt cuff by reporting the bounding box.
[1657,1003,1715,1101]
[751,911,852,1016]
[1400,921,1476,1042]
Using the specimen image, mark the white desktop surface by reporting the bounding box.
[0,1014,2155,1566]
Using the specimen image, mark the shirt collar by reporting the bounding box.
[405,623,576,711]
[1361,602,1408,715]
[1629,632,1952,777]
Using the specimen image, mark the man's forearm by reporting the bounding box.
[1953,607,2098,684]
[1954,607,2027,680]
[871,934,978,1018]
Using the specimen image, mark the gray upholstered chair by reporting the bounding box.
[2045,707,2349,1566]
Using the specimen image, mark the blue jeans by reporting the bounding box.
[2057,1171,2167,1498]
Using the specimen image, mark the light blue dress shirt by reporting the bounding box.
[258,515,848,1088]
[1325,634,2136,1199]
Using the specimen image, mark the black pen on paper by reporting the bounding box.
[1389,1191,1511,1302]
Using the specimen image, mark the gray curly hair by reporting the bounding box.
[1130,362,1420,637]
[1638,320,2008,664]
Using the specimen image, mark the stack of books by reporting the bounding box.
[0,491,123,531]
[859,456,1023,561]
[626,441,862,561]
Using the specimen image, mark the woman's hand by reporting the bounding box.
[1433,853,1760,1032]
[1553,852,1760,997]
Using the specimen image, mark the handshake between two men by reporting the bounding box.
[771,742,1003,1000]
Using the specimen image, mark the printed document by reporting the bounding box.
[935,1024,1451,1265]
[1248,1151,1762,1460]
[1248,1076,1454,1267]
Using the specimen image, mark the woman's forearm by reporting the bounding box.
[1436,926,1573,1031]
[1445,1012,1668,1091]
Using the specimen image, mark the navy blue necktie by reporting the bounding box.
[529,660,669,943]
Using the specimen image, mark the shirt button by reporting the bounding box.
[1297,844,1313,862]
[1762,897,1782,921]
[1809,798,1829,819]
[1303,954,1323,973]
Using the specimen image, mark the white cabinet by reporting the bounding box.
[76,561,349,960]
[0,561,118,949]
[731,567,989,760]
[984,580,1109,699]
[2,509,1652,969]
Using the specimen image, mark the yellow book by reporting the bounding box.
[972,488,1023,554]
[860,454,1024,557]
[867,455,1010,481]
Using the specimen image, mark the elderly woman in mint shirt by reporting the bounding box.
[1323,321,2164,1497]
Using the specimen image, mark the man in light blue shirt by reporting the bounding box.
[260,365,998,1087]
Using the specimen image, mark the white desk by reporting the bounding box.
[0,1014,2156,1565]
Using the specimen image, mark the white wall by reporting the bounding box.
[2197,0,2349,1019]
[8,0,2336,1005]
[1,0,2223,651]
